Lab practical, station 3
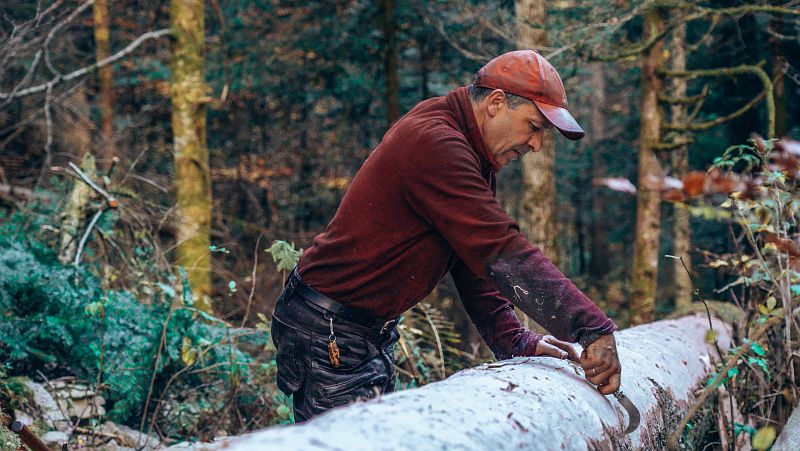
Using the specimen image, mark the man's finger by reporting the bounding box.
[549,339,580,362]
[585,365,616,386]
[582,359,612,377]
[597,373,621,395]
[538,342,568,359]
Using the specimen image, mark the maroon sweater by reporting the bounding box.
[299,87,616,358]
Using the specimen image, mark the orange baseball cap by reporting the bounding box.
[474,50,585,140]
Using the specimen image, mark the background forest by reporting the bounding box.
[0,0,799,449]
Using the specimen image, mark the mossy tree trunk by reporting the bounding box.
[516,0,558,266]
[381,0,399,127]
[515,0,556,331]
[171,0,212,312]
[93,0,114,171]
[771,2,786,137]
[669,20,692,309]
[630,7,666,325]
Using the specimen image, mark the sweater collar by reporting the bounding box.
[446,87,500,172]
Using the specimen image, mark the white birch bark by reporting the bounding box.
[201,315,731,451]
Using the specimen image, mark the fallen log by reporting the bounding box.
[216,314,732,450]
[773,405,800,450]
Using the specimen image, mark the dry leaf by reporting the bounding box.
[682,171,707,197]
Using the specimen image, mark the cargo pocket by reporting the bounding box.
[272,316,307,396]
[312,366,389,410]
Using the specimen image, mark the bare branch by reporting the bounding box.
[658,85,709,104]
[0,184,54,204]
[665,90,766,132]
[0,28,170,100]
[34,82,55,189]
[667,2,800,17]
[43,0,95,77]
[67,161,119,207]
[661,62,775,137]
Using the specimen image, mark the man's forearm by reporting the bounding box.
[485,247,616,347]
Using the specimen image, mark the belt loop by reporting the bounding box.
[283,267,299,304]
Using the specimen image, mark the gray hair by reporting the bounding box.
[467,84,532,110]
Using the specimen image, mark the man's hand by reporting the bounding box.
[581,334,621,395]
[534,335,580,362]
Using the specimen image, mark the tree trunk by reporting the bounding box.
[771,7,786,137]
[381,0,399,127]
[589,62,611,281]
[171,0,212,312]
[214,315,731,451]
[515,0,558,267]
[669,21,692,309]
[514,0,556,331]
[630,7,665,325]
[93,0,114,171]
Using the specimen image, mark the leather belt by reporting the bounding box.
[291,269,397,333]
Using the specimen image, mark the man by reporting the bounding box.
[271,50,621,422]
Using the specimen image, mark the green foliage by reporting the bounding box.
[0,225,283,440]
[265,240,303,272]
[697,138,800,441]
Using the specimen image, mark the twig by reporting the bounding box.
[397,331,423,384]
[33,82,55,190]
[0,28,170,100]
[42,0,95,78]
[240,233,263,328]
[74,208,104,267]
[419,304,446,379]
[68,161,118,207]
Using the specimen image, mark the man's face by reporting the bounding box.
[483,98,552,167]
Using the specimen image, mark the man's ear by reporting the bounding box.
[485,89,506,118]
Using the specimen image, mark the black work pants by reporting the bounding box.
[271,271,400,422]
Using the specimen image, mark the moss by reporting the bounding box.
[667,300,745,326]
[0,377,34,413]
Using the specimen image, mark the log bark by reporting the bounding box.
[212,315,732,450]
[774,405,800,450]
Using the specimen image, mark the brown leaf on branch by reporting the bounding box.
[663,189,686,202]
[682,171,707,197]
[768,152,799,179]
[706,168,738,194]
[762,232,800,257]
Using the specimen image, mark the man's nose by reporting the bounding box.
[528,130,544,152]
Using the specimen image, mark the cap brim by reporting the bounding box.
[534,101,585,140]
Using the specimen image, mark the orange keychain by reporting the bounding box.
[327,317,340,367]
